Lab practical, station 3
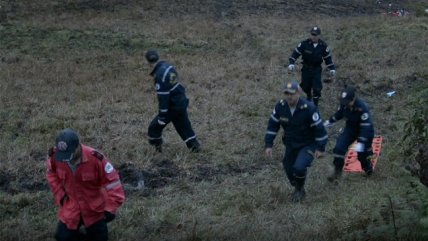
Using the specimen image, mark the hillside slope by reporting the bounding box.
[0,1,428,240]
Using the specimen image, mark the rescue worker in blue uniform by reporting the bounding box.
[324,86,375,181]
[288,26,336,107]
[145,49,200,153]
[264,80,328,202]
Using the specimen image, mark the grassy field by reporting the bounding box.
[1,1,428,240]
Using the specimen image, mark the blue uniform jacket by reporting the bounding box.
[289,39,335,70]
[328,98,375,142]
[265,98,328,151]
[150,61,188,117]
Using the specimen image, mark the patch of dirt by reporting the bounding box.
[0,157,267,196]
[0,169,49,194]
[118,159,270,196]
[118,159,181,196]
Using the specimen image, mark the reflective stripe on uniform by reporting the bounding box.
[170,83,180,92]
[162,66,173,83]
[270,115,279,122]
[105,180,121,190]
[266,131,277,135]
[360,123,371,126]
[334,154,345,159]
[315,135,328,141]
[295,48,302,55]
[323,54,331,59]
[184,135,196,143]
[311,119,322,127]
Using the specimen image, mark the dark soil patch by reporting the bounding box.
[0,169,49,194]
[118,158,271,196]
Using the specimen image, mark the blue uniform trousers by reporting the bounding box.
[301,66,322,106]
[333,127,374,173]
[282,144,316,186]
[148,108,199,149]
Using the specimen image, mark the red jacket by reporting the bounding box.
[47,145,126,230]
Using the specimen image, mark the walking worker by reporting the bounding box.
[288,26,336,106]
[46,128,125,241]
[144,49,201,153]
[264,80,328,202]
[324,86,375,181]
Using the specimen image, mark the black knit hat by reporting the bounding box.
[145,49,159,63]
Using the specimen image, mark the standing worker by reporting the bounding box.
[324,86,375,181]
[264,80,328,202]
[288,26,336,107]
[144,49,201,153]
[46,128,125,241]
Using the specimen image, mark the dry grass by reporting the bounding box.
[1,1,428,240]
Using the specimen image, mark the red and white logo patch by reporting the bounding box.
[57,141,68,151]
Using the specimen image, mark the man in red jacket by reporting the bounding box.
[47,128,126,241]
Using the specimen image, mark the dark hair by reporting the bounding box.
[145,49,159,63]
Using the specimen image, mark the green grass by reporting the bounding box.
[1,1,428,240]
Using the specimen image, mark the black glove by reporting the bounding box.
[104,211,116,223]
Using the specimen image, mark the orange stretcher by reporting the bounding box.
[343,136,383,173]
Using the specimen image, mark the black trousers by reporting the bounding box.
[148,107,199,149]
[55,219,108,241]
[300,66,322,106]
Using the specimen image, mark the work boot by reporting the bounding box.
[190,145,201,153]
[291,186,306,203]
[291,176,306,203]
[363,169,373,178]
[155,145,162,153]
[188,141,201,153]
[327,169,342,182]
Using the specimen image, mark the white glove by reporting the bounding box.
[329,69,336,76]
[323,120,334,128]
[288,64,295,71]
[352,142,365,152]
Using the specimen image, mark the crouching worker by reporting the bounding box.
[324,86,375,181]
[46,128,125,241]
[264,80,328,202]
